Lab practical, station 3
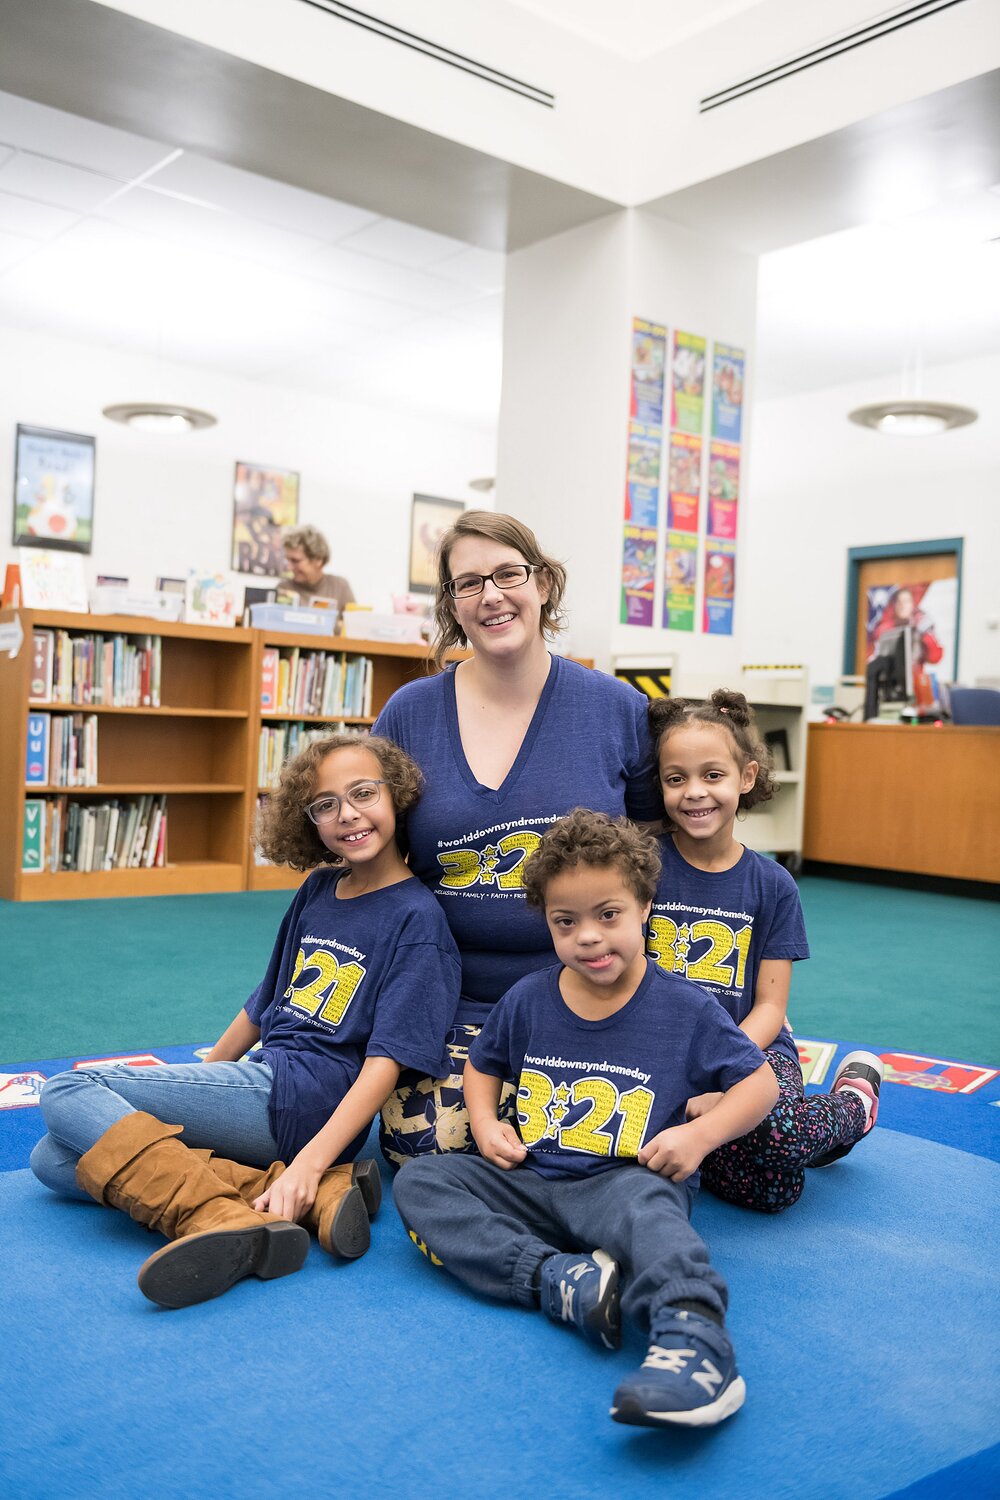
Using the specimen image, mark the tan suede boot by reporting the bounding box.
[197,1153,380,1259]
[76,1112,310,1309]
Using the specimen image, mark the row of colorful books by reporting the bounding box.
[22,794,168,873]
[258,721,350,789]
[30,629,162,707]
[260,648,373,719]
[25,711,99,787]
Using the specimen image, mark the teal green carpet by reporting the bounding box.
[2,878,998,1064]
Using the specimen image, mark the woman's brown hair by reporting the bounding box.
[648,689,778,820]
[255,732,423,871]
[429,510,568,668]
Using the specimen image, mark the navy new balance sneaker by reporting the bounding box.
[539,1250,621,1350]
[610,1309,746,1428]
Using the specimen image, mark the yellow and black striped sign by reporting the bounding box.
[616,666,673,700]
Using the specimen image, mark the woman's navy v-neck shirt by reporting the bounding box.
[374,654,660,1008]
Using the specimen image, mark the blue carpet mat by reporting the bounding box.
[3,1041,998,1499]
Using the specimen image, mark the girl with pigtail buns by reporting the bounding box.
[647,689,883,1213]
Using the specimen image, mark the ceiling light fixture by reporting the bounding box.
[102,402,217,433]
[848,399,978,436]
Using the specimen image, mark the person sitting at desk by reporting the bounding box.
[281,525,356,613]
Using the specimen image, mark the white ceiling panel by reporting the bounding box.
[305,242,484,314]
[0,152,122,213]
[0,227,34,273]
[336,216,473,268]
[143,153,380,242]
[96,186,328,274]
[432,246,506,293]
[0,91,169,180]
[0,190,79,239]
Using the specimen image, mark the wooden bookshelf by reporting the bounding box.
[1,609,256,901]
[1,610,588,902]
[248,626,451,892]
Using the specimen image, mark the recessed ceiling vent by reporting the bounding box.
[298,0,555,107]
[700,0,969,112]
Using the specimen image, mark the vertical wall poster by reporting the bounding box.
[711,344,745,442]
[707,440,740,539]
[662,330,707,630]
[703,538,736,635]
[670,332,706,434]
[664,531,697,632]
[621,318,666,627]
[667,432,701,532]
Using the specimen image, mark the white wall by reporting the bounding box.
[742,352,1000,690]
[0,325,497,606]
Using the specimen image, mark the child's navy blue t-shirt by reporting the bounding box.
[469,959,766,1182]
[245,868,460,1162]
[373,655,661,1007]
[648,837,809,1068]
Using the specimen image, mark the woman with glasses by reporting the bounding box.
[31,733,460,1305]
[376,511,661,1166]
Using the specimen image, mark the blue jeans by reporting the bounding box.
[30,1059,279,1201]
[393,1154,728,1330]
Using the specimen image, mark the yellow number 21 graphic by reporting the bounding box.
[284,947,366,1027]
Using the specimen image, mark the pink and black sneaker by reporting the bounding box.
[811,1050,883,1167]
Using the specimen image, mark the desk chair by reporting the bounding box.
[948,686,1000,725]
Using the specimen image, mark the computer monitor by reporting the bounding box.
[864,626,913,720]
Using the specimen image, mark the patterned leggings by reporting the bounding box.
[700,1050,867,1214]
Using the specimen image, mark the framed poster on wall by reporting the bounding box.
[409,494,464,594]
[231,462,300,576]
[13,424,96,554]
[844,538,962,712]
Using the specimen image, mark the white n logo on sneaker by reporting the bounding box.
[566,1261,591,1281]
[692,1359,723,1396]
[644,1344,695,1373]
[560,1283,576,1321]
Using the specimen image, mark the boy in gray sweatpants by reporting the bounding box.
[394,810,777,1429]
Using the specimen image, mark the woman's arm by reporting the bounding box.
[466,1060,526,1169]
[203,1010,261,1063]
[253,1055,401,1220]
[640,1061,779,1182]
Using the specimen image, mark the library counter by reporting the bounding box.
[803,722,1000,883]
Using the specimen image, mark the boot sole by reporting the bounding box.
[351,1158,382,1219]
[137,1222,309,1309]
[325,1184,370,1260]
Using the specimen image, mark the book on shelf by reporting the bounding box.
[263,648,374,718]
[46,794,168,873]
[25,712,50,784]
[48,713,99,787]
[35,631,162,708]
[260,646,279,710]
[18,548,88,612]
[31,629,55,699]
[22,799,45,871]
[258,721,349,788]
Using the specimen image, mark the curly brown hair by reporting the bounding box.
[430,510,568,668]
[648,689,778,821]
[255,732,423,871]
[521,808,661,909]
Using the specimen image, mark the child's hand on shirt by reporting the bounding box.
[473,1119,527,1171]
[638,1124,707,1183]
[253,1161,321,1220]
[685,1091,723,1120]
